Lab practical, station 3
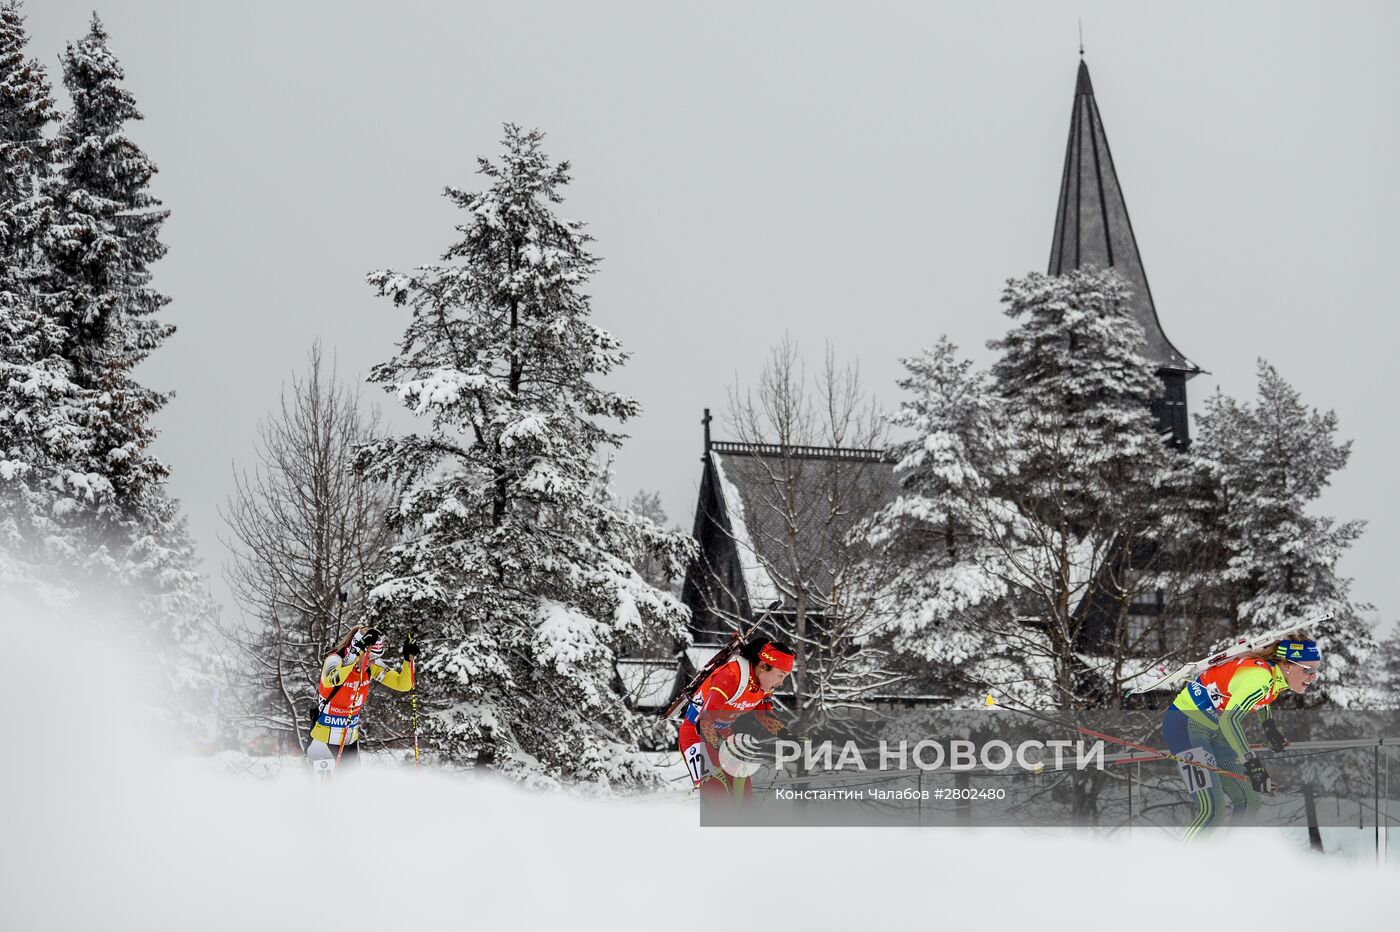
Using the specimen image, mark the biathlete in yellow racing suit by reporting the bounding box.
[1160,637,1322,839]
[306,626,419,776]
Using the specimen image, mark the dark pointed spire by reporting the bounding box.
[1049,60,1197,374]
[1074,57,1093,96]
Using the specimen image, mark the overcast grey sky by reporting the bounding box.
[24,1,1400,630]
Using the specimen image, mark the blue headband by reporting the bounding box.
[1276,639,1322,662]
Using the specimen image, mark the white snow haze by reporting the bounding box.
[2,597,1394,931]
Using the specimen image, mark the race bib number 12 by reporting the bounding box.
[684,743,711,784]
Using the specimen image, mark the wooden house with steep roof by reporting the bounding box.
[673,412,924,716]
[680,410,903,647]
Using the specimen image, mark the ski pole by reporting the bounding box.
[983,694,1249,782]
[408,630,420,766]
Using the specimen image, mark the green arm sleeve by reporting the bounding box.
[1219,666,1272,759]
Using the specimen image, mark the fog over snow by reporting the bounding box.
[3,599,1393,931]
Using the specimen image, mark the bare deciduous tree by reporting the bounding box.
[720,336,897,729]
[220,342,394,749]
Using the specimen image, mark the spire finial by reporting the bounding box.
[1078,20,1085,57]
[702,408,712,457]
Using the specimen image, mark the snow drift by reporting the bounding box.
[1,600,1394,931]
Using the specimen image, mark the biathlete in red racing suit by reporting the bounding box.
[678,639,794,803]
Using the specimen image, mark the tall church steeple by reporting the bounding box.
[1049,59,1198,446]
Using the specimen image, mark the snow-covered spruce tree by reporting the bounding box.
[868,337,1018,702]
[0,0,56,287]
[44,15,173,541]
[0,0,99,599]
[0,292,102,597]
[357,125,693,788]
[1193,360,1376,706]
[45,14,173,552]
[1375,625,1400,709]
[876,270,1201,708]
[986,270,1201,707]
[46,15,172,391]
[986,270,1207,707]
[39,16,217,727]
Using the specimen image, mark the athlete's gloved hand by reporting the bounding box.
[1243,754,1279,794]
[729,711,786,744]
[698,714,724,750]
[363,627,383,647]
[403,636,421,659]
[752,710,786,737]
[729,713,765,740]
[342,628,367,665]
[1261,718,1288,753]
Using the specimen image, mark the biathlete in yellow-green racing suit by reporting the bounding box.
[1160,637,1323,839]
[306,626,419,777]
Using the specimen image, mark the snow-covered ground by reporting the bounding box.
[3,610,1394,931]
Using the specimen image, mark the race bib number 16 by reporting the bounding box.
[1176,747,1216,794]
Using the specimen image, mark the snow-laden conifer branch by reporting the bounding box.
[357,125,693,787]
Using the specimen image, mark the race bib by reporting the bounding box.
[1176,746,1216,794]
[1185,682,1222,723]
[684,743,712,785]
[317,710,362,729]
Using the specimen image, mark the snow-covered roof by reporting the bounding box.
[684,645,722,672]
[709,452,783,607]
[616,658,678,710]
[708,444,902,612]
[1074,651,1175,687]
[1065,535,1101,620]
